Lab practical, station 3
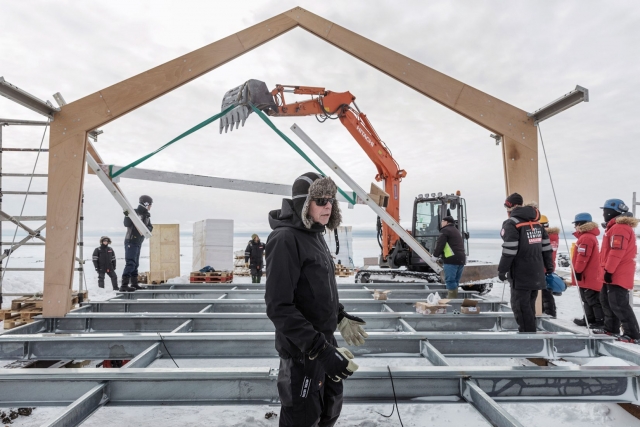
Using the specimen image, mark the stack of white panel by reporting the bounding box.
[192,219,234,272]
[324,226,354,268]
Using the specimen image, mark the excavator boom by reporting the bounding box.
[220,80,406,261]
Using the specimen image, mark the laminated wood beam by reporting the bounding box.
[44,6,540,317]
[285,7,538,202]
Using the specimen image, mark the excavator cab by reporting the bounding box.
[412,193,469,262]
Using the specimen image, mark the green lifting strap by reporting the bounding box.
[248,103,357,205]
[109,105,235,178]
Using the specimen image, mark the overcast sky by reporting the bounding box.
[1,0,639,240]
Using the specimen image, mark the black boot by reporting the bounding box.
[589,319,605,329]
[130,276,145,290]
[119,277,135,292]
[573,317,587,327]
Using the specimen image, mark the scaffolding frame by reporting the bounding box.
[0,81,85,307]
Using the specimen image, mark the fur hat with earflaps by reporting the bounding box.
[292,172,342,230]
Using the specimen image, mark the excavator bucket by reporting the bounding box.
[219,79,278,133]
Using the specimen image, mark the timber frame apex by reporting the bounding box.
[43,6,538,316]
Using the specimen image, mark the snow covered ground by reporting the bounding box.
[2,235,640,425]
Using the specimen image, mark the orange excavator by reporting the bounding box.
[220,80,406,263]
[219,80,490,291]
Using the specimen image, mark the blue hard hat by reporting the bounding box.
[600,199,629,213]
[572,212,592,223]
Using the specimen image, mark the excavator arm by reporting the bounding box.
[220,80,406,261]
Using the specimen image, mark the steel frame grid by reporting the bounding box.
[2,286,640,427]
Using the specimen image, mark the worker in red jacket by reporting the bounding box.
[540,215,560,318]
[570,213,603,328]
[596,199,639,343]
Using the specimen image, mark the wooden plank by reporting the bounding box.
[43,131,86,317]
[502,136,539,203]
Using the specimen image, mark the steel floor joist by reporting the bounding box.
[1,366,638,407]
[0,331,617,360]
[81,298,510,313]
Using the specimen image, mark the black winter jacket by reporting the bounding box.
[498,206,554,290]
[432,224,466,265]
[265,199,340,360]
[124,205,153,244]
[92,245,116,272]
[244,240,265,267]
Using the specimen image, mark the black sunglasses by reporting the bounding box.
[313,197,335,207]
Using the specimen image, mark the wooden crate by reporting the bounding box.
[335,264,353,277]
[150,224,180,282]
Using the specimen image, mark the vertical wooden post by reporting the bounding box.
[43,129,87,317]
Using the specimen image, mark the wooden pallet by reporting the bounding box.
[335,265,353,277]
[2,290,88,329]
[190,271,233,283]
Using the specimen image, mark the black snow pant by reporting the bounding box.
[277,356,343,427]
[541,289,557,317]
[98,270,118,290]
[510,288,538,333]
[250,265,263,283]
[122,241,142,284]
[579,287,604,323]
[600,283,640,339]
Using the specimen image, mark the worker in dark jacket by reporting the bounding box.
[432,215,466,298]
[266,172,365,427]
[244,234,265,283]
[498,193,554,333]
[92,236,118,290]
[121,195,154,292]
[570,212,603,328]
[596,199,639,343]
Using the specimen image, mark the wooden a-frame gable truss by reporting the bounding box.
[43,7,537,316]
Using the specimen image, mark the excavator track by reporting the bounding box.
[354,269,494,295]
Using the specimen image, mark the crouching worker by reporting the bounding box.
[265,172,367,427]
[498,193,554,333]
[571,213,604,328]
[93,236,118,290]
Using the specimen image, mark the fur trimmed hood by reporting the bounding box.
[616,215,639,228]
[546,227,560,235]
[99,236,112,245]
[576,221,599,233]
[299,177,342,230]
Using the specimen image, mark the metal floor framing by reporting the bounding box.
[2,282,640,427]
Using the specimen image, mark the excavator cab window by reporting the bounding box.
[414,200,441,254]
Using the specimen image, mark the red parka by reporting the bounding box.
[572,222,602,291]
[547,227,560,271]
[599,215,638,290]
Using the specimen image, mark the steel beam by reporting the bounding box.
[0,77,59,118]
[122,343,161,369]
[42,383,108,427]
[152,282,448,290]
[54,312,521,333]
[0,367,637,406]
[0,332,608,360]
[82,298,505,314]
[119,288,473,300]
[462,381,523,427]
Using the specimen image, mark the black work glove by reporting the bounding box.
[574,272,582,281]
[545,269,554,275]
[95,268,99,272]
[604,271,613,284]
[124,210,129,217]
[498,271,507,281]
[311,343,358,382]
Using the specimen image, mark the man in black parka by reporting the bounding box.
[433,215,466,298]
[265,172,367,427]
[498,193,554,333]
[244,234,265,283]
[92,236,118,290]
[121,195,153,292]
